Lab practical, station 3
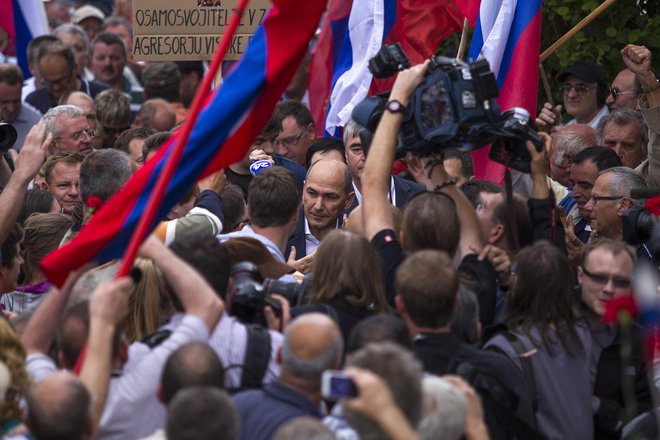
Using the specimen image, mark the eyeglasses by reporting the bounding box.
[42,69,74,87]
[56,129,95,142]
[581,266,631,289]
[609,87,639,101]
[589,194,624,204]
[101,125,130,136]
[560,84,597,95]
[275,128,308,149]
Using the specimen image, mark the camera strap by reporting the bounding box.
[238,324,271,390]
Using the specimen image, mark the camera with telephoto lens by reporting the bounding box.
[0,123,18,154]
[622,188,660,247]
[228,262,309,326]
[352,44,544,173]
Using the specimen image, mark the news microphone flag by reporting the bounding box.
[42,0,327,288]
[0,0,48,77]
[309,0,465,137]
[467,0,543,181]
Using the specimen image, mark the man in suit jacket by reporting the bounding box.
[343,119,425,215]
[286,160,354,269]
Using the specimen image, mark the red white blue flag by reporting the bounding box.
[42,0,327,287]
[309,0,465,137]
[0,0,48,76]
[467,0,543,181]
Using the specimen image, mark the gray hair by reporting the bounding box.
[419,376,467,440]
[53,24,90,55]
[41,105,85,138]
[600,166,647,209]
[342,119,363,146]
[553,131,592,165]
[80,149,133,203]
[596,108,649,158]
[345,342,424,440]
[281,324,343,380]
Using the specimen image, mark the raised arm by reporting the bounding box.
[139,236,224,331]
[80,277,133,433]
[362,61,428,240]
[0,123,50,244]
[622,44,660,188]
[427,155,482,259]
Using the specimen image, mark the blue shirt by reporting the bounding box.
[233,382,321,440]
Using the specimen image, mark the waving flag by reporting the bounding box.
[309,0,465,137]
[467,0,543,181]
[42,0,327,288]
[0,0,48,76]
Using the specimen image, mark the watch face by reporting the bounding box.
[387,100,403,113]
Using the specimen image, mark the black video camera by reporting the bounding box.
[352,44,543,173]
[227,262,309,326]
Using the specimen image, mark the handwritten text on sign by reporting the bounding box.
[133,0,269,61]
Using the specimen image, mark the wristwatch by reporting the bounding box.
[385,99,406,114]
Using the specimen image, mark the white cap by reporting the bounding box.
[72,5,106,24]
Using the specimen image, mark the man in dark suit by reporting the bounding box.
[343,119,424,215]
[286,159,354,271]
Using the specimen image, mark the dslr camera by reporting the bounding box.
[227,262,309,326]
[353,43,543,173]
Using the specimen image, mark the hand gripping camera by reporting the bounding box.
[353,44,543,173]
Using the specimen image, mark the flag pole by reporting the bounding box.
[115,0,251,278]
[540,0,618,62]
[456,18,470,61]
[539,64,555,107]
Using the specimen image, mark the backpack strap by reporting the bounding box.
[500,331,539,413]
[239,324,272,390]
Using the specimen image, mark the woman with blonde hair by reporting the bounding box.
[0,318,30,436]
[124,258,169,343]
[306,230,388,342]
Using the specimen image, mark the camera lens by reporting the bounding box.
[0,123,18,153]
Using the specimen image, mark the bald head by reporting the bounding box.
[64,92,96,129]
[281,313,342,380]
[27,372,93,440]
[303,160,354,238]
[136,98,176,132]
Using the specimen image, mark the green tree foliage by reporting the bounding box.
[436,1,660,112]
[540,0,660,109]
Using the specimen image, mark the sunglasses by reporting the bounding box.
[581,266,631,289]
[609,87,639,101]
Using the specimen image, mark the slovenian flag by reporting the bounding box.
[467,0,543,181]
[42,0,327,288]
[0,0,48,77]
[309,0,465,137]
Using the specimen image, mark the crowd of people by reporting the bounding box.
[0,1,660,439]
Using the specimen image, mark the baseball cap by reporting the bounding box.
[72,5,106,24]
[224,237,296,279]
[557,60,607,87]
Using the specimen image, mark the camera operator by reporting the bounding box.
[361,60,501,325]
